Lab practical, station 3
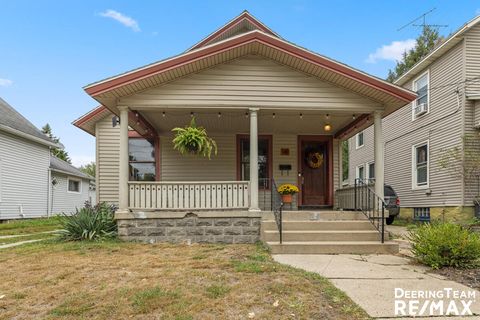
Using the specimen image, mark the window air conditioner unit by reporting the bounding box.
[414,103,428,116]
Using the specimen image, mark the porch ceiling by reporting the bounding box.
[141,109,362,136]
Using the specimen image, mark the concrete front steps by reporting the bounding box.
[262,211,399,254]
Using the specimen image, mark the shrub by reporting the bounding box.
[409,222,480,269]
[58,202,117,241]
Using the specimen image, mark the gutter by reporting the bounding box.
[50,168,93,181]
[0,124,62,149]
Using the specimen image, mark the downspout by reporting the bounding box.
[47,167,52,217]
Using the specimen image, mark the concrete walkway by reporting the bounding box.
[274,254,480,318]
[0,230,59,240]
[0,239,46,249]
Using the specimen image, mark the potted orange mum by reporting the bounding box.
[277,184,299,204]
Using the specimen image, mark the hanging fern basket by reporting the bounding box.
[172,117,218,159]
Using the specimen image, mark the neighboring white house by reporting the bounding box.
[0,97,95,220]
[50,156,96,214]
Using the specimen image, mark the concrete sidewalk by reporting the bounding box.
[274,254,480,318]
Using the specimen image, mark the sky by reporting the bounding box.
[0,1,479,167]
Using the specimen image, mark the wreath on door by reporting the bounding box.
[306,152,323,169]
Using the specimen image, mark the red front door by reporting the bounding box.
[298,136,332,207]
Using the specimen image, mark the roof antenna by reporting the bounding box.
[397,8,448,31]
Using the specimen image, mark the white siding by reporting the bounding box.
[347,41,465,208]
[51,173,91,214]
[0,131,50,219]
[96,116,120,204]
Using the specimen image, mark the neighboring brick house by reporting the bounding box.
[346,15,480,222]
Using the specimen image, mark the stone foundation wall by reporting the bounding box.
[117,212,261,244]
[399,206,474,222]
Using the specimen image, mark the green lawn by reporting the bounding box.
[0,216,62,236]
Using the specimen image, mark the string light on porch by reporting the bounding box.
[272,113,276,119]
[190,112,194,118]
[352,114,356,120]
[299,113,303,119]
[218,112,222,118]
[245,112,249,118]
[162,111,166,118]
[324,114,332,132]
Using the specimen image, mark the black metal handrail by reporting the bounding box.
[271,178,284,244]
[354,178,385,243]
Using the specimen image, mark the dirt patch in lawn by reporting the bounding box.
[0,241,368,319]
[431,267,480,291]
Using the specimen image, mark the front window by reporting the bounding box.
[356,131,364,149]
[68,178,81,193]
[413,142,428,188]
[413,72,429,118]
[129,138,156,181]
[238,136,271,189]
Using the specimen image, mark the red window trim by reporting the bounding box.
[236,134,273,190]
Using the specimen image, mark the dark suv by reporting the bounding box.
[384,185,400,225]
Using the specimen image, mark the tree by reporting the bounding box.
[342,140,349,182]
[386,26,443,82]
[80,162,96,177]
[438,134,480,198]
[41,123,71,163]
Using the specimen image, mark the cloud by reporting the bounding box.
[71,155,95,168]
[0,78,12,87]
[99,9,140,32]
[366,39,416,63]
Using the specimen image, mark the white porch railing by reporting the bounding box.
[128,181,250,210]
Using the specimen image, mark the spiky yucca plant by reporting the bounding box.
[58,202,117,241]
[172,117,217,159]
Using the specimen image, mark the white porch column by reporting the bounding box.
[373,110,384,201]
[249,108,260,212]
[118,106,130,212]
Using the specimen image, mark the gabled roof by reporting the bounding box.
[80,11,416,135]
[84,30,415,104]
[72,105,111,135]
[395,15,480,86]
[0,97,61,148]
[186,10,280,51]
[50,156,94,180]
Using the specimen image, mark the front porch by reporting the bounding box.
[116,107,386,214]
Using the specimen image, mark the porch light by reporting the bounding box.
[324,123,332,132]
[300,113,303,119]
[326,114,330,120]
[272,113,276,119]
[245,112,249,118]
[218,112,222,118]
[162,111,166,117]
[190,112,194,117]
[352,114,356,120]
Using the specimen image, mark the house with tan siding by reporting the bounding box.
[345,15,480,222]
[74,11,417,254]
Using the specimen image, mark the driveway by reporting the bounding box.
[274,254,480,318]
